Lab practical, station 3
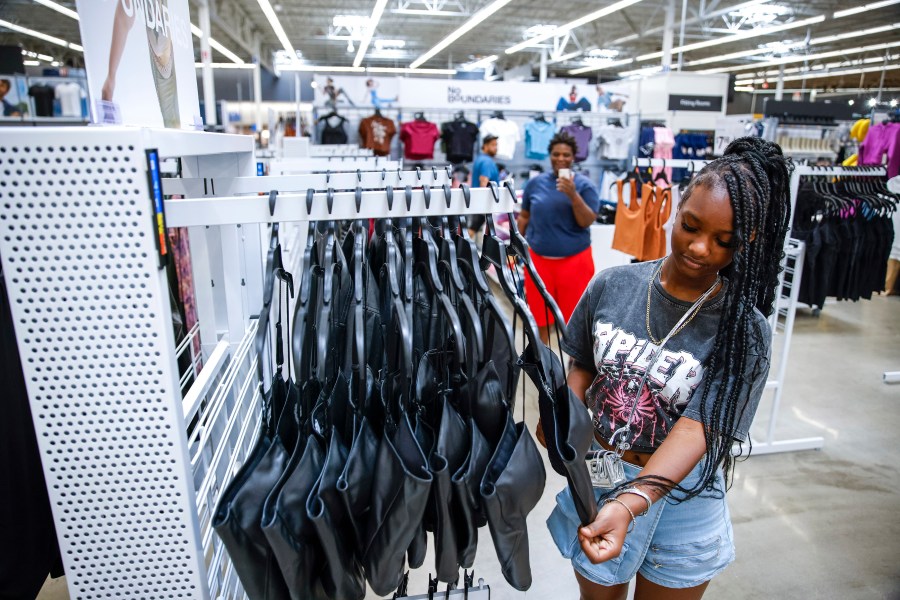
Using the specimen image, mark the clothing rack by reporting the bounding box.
[0,126,515,599]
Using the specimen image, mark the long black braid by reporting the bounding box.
[621,137,793,502]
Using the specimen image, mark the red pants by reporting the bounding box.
[524,246,594,327]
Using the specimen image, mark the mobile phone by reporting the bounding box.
[558,168,572,180]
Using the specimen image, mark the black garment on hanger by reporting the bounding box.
[28,84,54,117]
[441,119,479,164]
[0,262,65,599]
[320,115,349,145]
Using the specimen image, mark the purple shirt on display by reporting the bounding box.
[560,123,593,163]
[859,122,900,177]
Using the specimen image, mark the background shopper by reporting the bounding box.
[516,131,600,341]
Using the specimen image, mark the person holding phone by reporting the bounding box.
[516,131,600,342]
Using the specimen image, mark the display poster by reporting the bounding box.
[313,75,401,110]
[313,75,632,114]
[0,75,30,116]
[75,0,202,129]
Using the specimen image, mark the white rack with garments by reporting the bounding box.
[0,126,517,599]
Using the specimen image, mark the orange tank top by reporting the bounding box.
[640,185,672,261]
[611,180,647,259]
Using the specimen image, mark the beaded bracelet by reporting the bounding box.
[603,497,636,533]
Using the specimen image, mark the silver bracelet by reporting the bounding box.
[604,497,636,533]
[616,487,652,517]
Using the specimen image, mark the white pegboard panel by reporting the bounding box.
[0,128,209,599]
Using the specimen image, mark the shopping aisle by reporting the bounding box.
[36,295,900,600]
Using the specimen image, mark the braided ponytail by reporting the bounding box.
[620,137,793,502]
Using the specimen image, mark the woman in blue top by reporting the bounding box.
[516,131,600,341]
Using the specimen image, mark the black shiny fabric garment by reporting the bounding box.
[520,343,597,527]
[363,406,433,597]
[480,415,545,591]
[212,379,294,600]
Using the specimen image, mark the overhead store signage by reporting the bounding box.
[75,0,202,129]
[667,94,723,112]
[313,74,635,114]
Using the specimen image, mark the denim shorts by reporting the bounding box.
[546,451,735,589]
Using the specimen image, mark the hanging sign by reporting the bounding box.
[75,0,203,129]
[667,94,724,112]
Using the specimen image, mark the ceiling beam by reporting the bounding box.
[205,0,272,70]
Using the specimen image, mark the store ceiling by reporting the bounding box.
[2,0,899,92]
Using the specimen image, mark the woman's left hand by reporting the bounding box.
[556,175,577,199]
[578,501,632,564]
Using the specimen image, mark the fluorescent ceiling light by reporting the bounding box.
[506,0,645,55]
[354,0,390,67]
[619,65,664,77]
[256,0,300,64]
[833,0,900,18]
[374,39,406,50]
[462,55,498,71]
[685,22,900,70]
[22,49,55,62]
[734,86,756,92]
[735,53,900,79]
[569,57,634,75]
[33,0,79,20]
[808,22,900,45]
[0,18,83,51]
[410,0,513,69]
[23,60,41,66]
[638,15,825,61]
[279,65,457,75]
[742,63,900,84]
[194,62,255,69]
[369,67,457,74]
[701,40,900,74]
[190,24,245,64]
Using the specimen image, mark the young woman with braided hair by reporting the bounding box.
[548,137,792,599]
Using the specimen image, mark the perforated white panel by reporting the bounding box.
[0,128,209,599]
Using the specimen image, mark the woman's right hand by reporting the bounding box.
[578,501,632,564]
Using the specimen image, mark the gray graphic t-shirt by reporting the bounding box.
[561,260,771,452]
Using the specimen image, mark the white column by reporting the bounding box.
[677,0,688,70]
[774,64,785,101]
[539,47,548,83]
[253,39,263,135]
[199,0,217,126]
[662,0,675,72]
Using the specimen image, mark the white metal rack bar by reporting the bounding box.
[271,156,401,173]
[633,157,714,169]
[165,184,515,227]
[163,167,453,197]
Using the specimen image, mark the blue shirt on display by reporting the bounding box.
[471,153,499,187]
[521,172,600,257]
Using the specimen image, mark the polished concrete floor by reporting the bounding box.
[38,294,900,599]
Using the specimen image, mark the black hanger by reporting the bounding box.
[491,110,505,120]
[533,112,547,122]
[414,111,426,121]
[679,160,695,192]
[350,218,367,409]
[413,217,467,367]
[455,110,466,121]
[480,212,548,383]
[498,180,566,331]
[653,159,670,186]
[292,189,321,383]
[374,107,383,118]
[315,190,338,383]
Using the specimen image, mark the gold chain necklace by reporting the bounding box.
[645,259,721,345]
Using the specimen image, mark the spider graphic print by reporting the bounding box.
[588,321,705,450]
